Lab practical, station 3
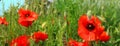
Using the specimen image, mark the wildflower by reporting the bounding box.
[0,17,8,25]
[68,39,89,46]
[32,31,48,43]
[10,35,30,46]
[78,14,104,41]
[99,31,110,42]
[18,8,38,27]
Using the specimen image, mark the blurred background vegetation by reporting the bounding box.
[0,0,120,46]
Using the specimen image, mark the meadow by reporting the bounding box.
[0,0,120,46]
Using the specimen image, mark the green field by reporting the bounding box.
[0,0,120,46]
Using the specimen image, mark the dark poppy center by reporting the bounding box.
[25,14,30,17]
[86,23,95,31]
[1,22,4,24]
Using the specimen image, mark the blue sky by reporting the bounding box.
[0,0,25,15]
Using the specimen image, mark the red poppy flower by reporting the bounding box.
[10,35,30,46]
[32,31,48,43]
[99,31,110,42]
[18,18,33,27]
[78,14,104,41]
[68,39,89,46]
[18,8,38,27]
[0,17,8,26]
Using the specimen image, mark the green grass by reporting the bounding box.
[0,0,120,46]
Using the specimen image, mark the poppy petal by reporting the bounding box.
[90,16,101,26]
[68,39,89,46]
[10,35,30,46]
[99,32,110,42]
[78,27,96,41]
[18,18,33,27]
[32,31,48,43]
[0,17,8,25]
[78,14,88,27]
